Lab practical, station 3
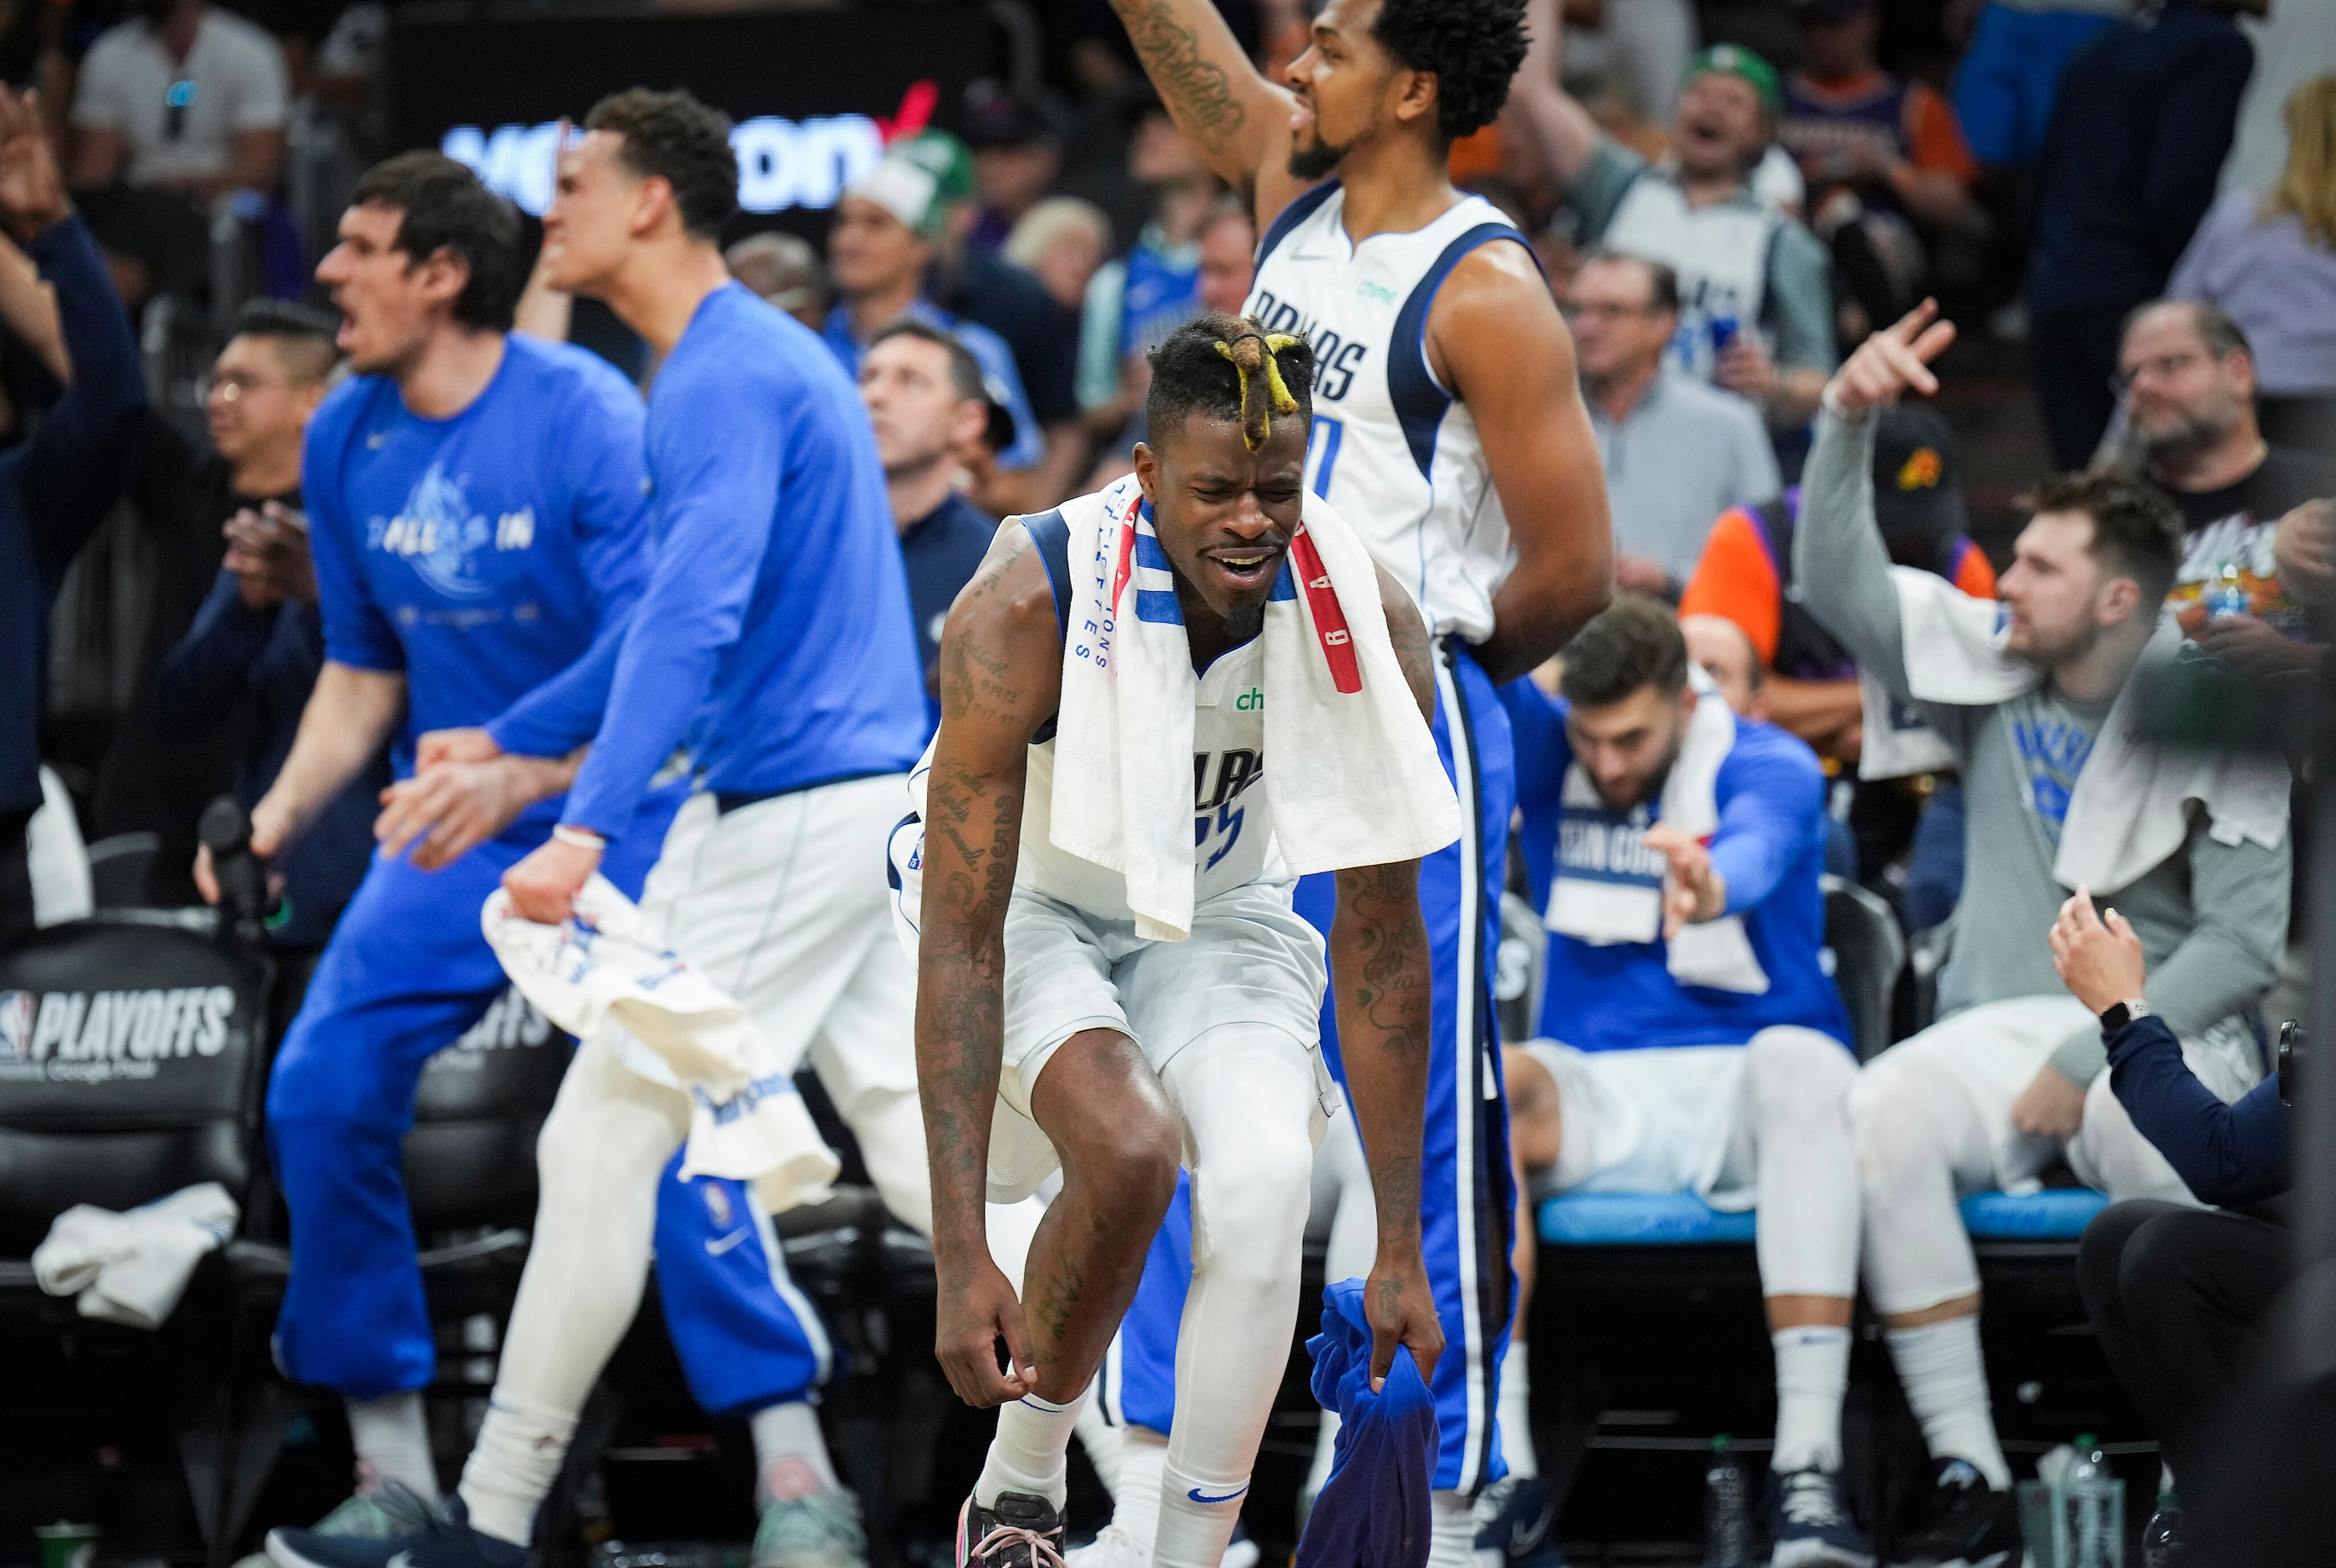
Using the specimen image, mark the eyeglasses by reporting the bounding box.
[200,372,294,404]
[2111,351,2207,393]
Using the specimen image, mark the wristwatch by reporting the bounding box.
[2099,999,2153,1034]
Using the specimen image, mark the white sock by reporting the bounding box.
[1497,1342,1538,1481]
[1102,1426,1167,1549]
[457,1394,577,1546]
[1770,1325,1851,1473]
[1153,1458,1248,1568]
[1427,1488,1498,1567]
[749,1399,839,1505]
[1888,1317,2011,1490]
[975,1381,1091,1511]
[346,1390,439,1502]
[1075,1396,1125,1499]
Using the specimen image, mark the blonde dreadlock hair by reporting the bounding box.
[1147,311,1317,453]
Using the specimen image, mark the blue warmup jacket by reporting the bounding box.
[0,217,146,814]
[1505,681,1851,1051]
[560,284,925,835]
[1295,1277,1438,1568]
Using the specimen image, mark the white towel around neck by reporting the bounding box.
[482,878,842,1212]
[1543,668,1771,994]
[1886,564,2288,893]
[1046,475,1460,941]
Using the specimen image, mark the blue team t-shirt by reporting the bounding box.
[1503,680,1851,1053]
[303,335,652,833]
[560,284,927,835]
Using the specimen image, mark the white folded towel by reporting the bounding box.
[1884,566,2288,893]
[1543,667,1771,994]
[481,877,841,1212]
[33,1181,237,1328]
[1047,474,1461,941]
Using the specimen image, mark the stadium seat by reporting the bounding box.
[1822,875,1907,1062]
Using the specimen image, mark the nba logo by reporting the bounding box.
[702,1181,735,1229]
[0,991,33,1060]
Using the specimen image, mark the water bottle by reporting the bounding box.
[2057,1435,2123,1567]
[1703,1434,1753,1568]
[1710,313,1741,359]
[2205,559,2250,621]
[2142,1489,2183,1568]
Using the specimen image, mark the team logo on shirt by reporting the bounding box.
[367,463,536,600]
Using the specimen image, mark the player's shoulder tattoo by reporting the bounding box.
[939,523,1058,737]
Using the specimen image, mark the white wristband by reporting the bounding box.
[551,824,606,851]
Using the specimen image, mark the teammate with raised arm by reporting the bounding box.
[899,315,1459,1567]
[1100,0,1612,1554]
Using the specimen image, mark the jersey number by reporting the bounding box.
[1305,414,1344,500]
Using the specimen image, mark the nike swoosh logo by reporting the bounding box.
[1509,1493,1557,1553]
[703,1227,751,1256]
[1188,1484,1249,1505]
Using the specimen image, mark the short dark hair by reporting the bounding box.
[1147,311,1317,451]
[869,320,988,407]
[2126,297,2252,362]
[1579,247,1680,314]
[348,151,523,331]
[1558,595,1690,707]
[2026,470,2187,605]
[1372,0,1532,144]
[585,88,738,240]
[227,298,342,381]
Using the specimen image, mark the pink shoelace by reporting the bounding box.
[969,1522,1066,1567]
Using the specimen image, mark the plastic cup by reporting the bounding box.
[34,1523,99,1568]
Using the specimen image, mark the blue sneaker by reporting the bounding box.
[1475,1474,1565,1566]
[266,1497,528,1568]
[1765,1467,1875,1568]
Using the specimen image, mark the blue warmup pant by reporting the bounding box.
[1107,640,1518,1495]
[269,791,820,1413]
[1951,4,2116,169]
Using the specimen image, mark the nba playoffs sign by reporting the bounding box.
[390,3,1011,229]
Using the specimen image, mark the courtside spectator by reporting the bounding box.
[1005,195,1112,315]
[1799,306,2289,1565]
[1781,0,1981,331]
[1193,195,1254,316]
[1502,598,1869,1566]
[1076,96,1223,433]
[2112,301,2336,640]
[2168,74,2336,456]
[963,83,1062,254]
[823,134,1047,491]
[0,86,147,940]
[94,300,342,906]
[1511,18,1837,428]
[856,321,1013,733]
[1681,613,1766,719]
[68,0,287,199]
[154,302,376,949]
[1680,403,1994,768]
[724,230,826,331]
[2057,889,2290,1560]
[1571,250,1779,594]
[1949,0,2128,172]
[2027,0,2259,469]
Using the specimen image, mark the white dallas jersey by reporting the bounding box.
[907,633,1281,923]
[1245,184,1530,643]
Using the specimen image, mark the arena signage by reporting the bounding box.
[392,5,1008,231]
[0,985,236,1084]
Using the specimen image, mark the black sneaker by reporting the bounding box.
[1475,1474,1565,1565]
[954,1490,1066,1567]
[1889,1459,2020,1568]
[1764,1466,1874,1568]
[266,1497,528,1568]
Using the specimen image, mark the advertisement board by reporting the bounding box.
[389,3,1011,236]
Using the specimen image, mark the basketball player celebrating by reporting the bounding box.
[267,90,930,1568]
[899,315,1458,1567]
[1103,0,1612,1555]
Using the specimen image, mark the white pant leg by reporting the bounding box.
[806,927,929,1237]
[1305,1098,1376,1500]
[1850,997,2092,1315]
[1152,1027,1321,1568]
[1734,1027,1862,1300]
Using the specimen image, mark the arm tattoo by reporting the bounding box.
[1330,858,1433,1242]
[1114,0,1247,152]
